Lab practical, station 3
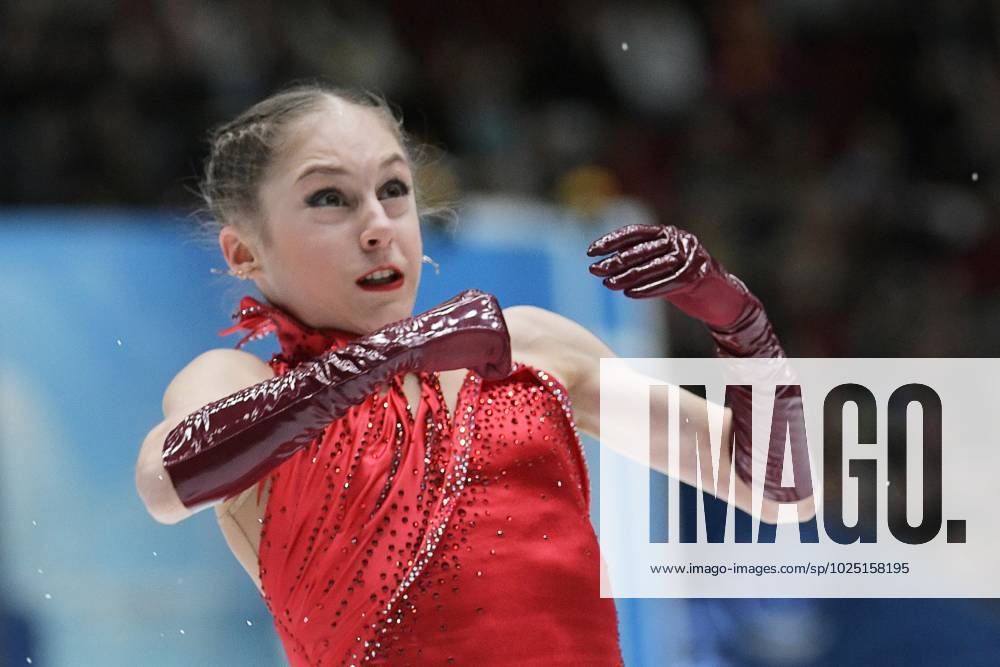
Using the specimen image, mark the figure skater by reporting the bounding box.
[134,82,809,666]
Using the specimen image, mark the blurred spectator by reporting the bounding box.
[4,0,997,347]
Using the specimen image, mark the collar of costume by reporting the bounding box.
[218,295,359,365]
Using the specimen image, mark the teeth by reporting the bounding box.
[360,269,399,285]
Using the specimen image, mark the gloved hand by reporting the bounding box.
[587,223,773,349]
[587,224,810,503]
[163,288,512,512]
[343,288,512,381]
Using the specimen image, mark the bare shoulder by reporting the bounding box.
[501,305,550,347]
[502,305,614,354]
[176,347,272,374]
[502,305,617,389]
[163,348,275,420]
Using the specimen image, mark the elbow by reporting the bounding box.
[757,494,817,525]
[135,463,192,525]
[794,494,818,523]
[136,421,194,525]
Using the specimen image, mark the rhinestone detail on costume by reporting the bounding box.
[219,295,622,666]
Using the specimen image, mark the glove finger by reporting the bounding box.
[586,224,670,257]
[622,243,704,297]
[602,252,687,292]
[624,272,693,299]
[589,237,675,277]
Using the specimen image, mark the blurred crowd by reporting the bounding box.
[3,0,1000,357]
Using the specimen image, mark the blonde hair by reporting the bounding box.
[197,80,450,246]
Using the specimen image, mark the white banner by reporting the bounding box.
[598,358,998,597]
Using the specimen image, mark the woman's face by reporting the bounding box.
[249,98,422,334]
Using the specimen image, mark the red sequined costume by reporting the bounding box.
[219,296,623,666]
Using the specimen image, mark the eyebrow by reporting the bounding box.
[295,153,407,183]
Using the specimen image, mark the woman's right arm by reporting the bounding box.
[135,349,275,525]
[138,289,512,523]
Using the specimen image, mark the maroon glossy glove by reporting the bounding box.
[588,224,810,503]
[163,289,512,513]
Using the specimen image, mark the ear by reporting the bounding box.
[219,225,259,273]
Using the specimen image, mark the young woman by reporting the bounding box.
[134,83,810,666]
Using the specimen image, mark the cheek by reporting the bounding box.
[383,198,409,218]
[269,230,351,284]
[272,236,317,269]
[399,214,423,257]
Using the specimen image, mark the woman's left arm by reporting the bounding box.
[506,305,812,523]
[585,223,818,522]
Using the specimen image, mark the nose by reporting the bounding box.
[358,198,394,251]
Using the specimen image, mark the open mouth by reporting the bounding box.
[356,265,404,291]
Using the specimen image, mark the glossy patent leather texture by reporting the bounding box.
[221,295,623,665]
[161,289,513,513]
[588,224,809,502]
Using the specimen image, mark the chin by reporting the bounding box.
[382,305,415,327]
[344,287,417,332]
[355,305,412,333]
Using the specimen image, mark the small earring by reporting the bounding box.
[422,254,441,276]
[221,264,256,279]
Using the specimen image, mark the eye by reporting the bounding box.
[378,178,410,200]
[306,188,346,207]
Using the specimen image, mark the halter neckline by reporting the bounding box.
[218,295,359,366]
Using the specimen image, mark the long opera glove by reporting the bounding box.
[588,224,810,502]
[162,289,512,513]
